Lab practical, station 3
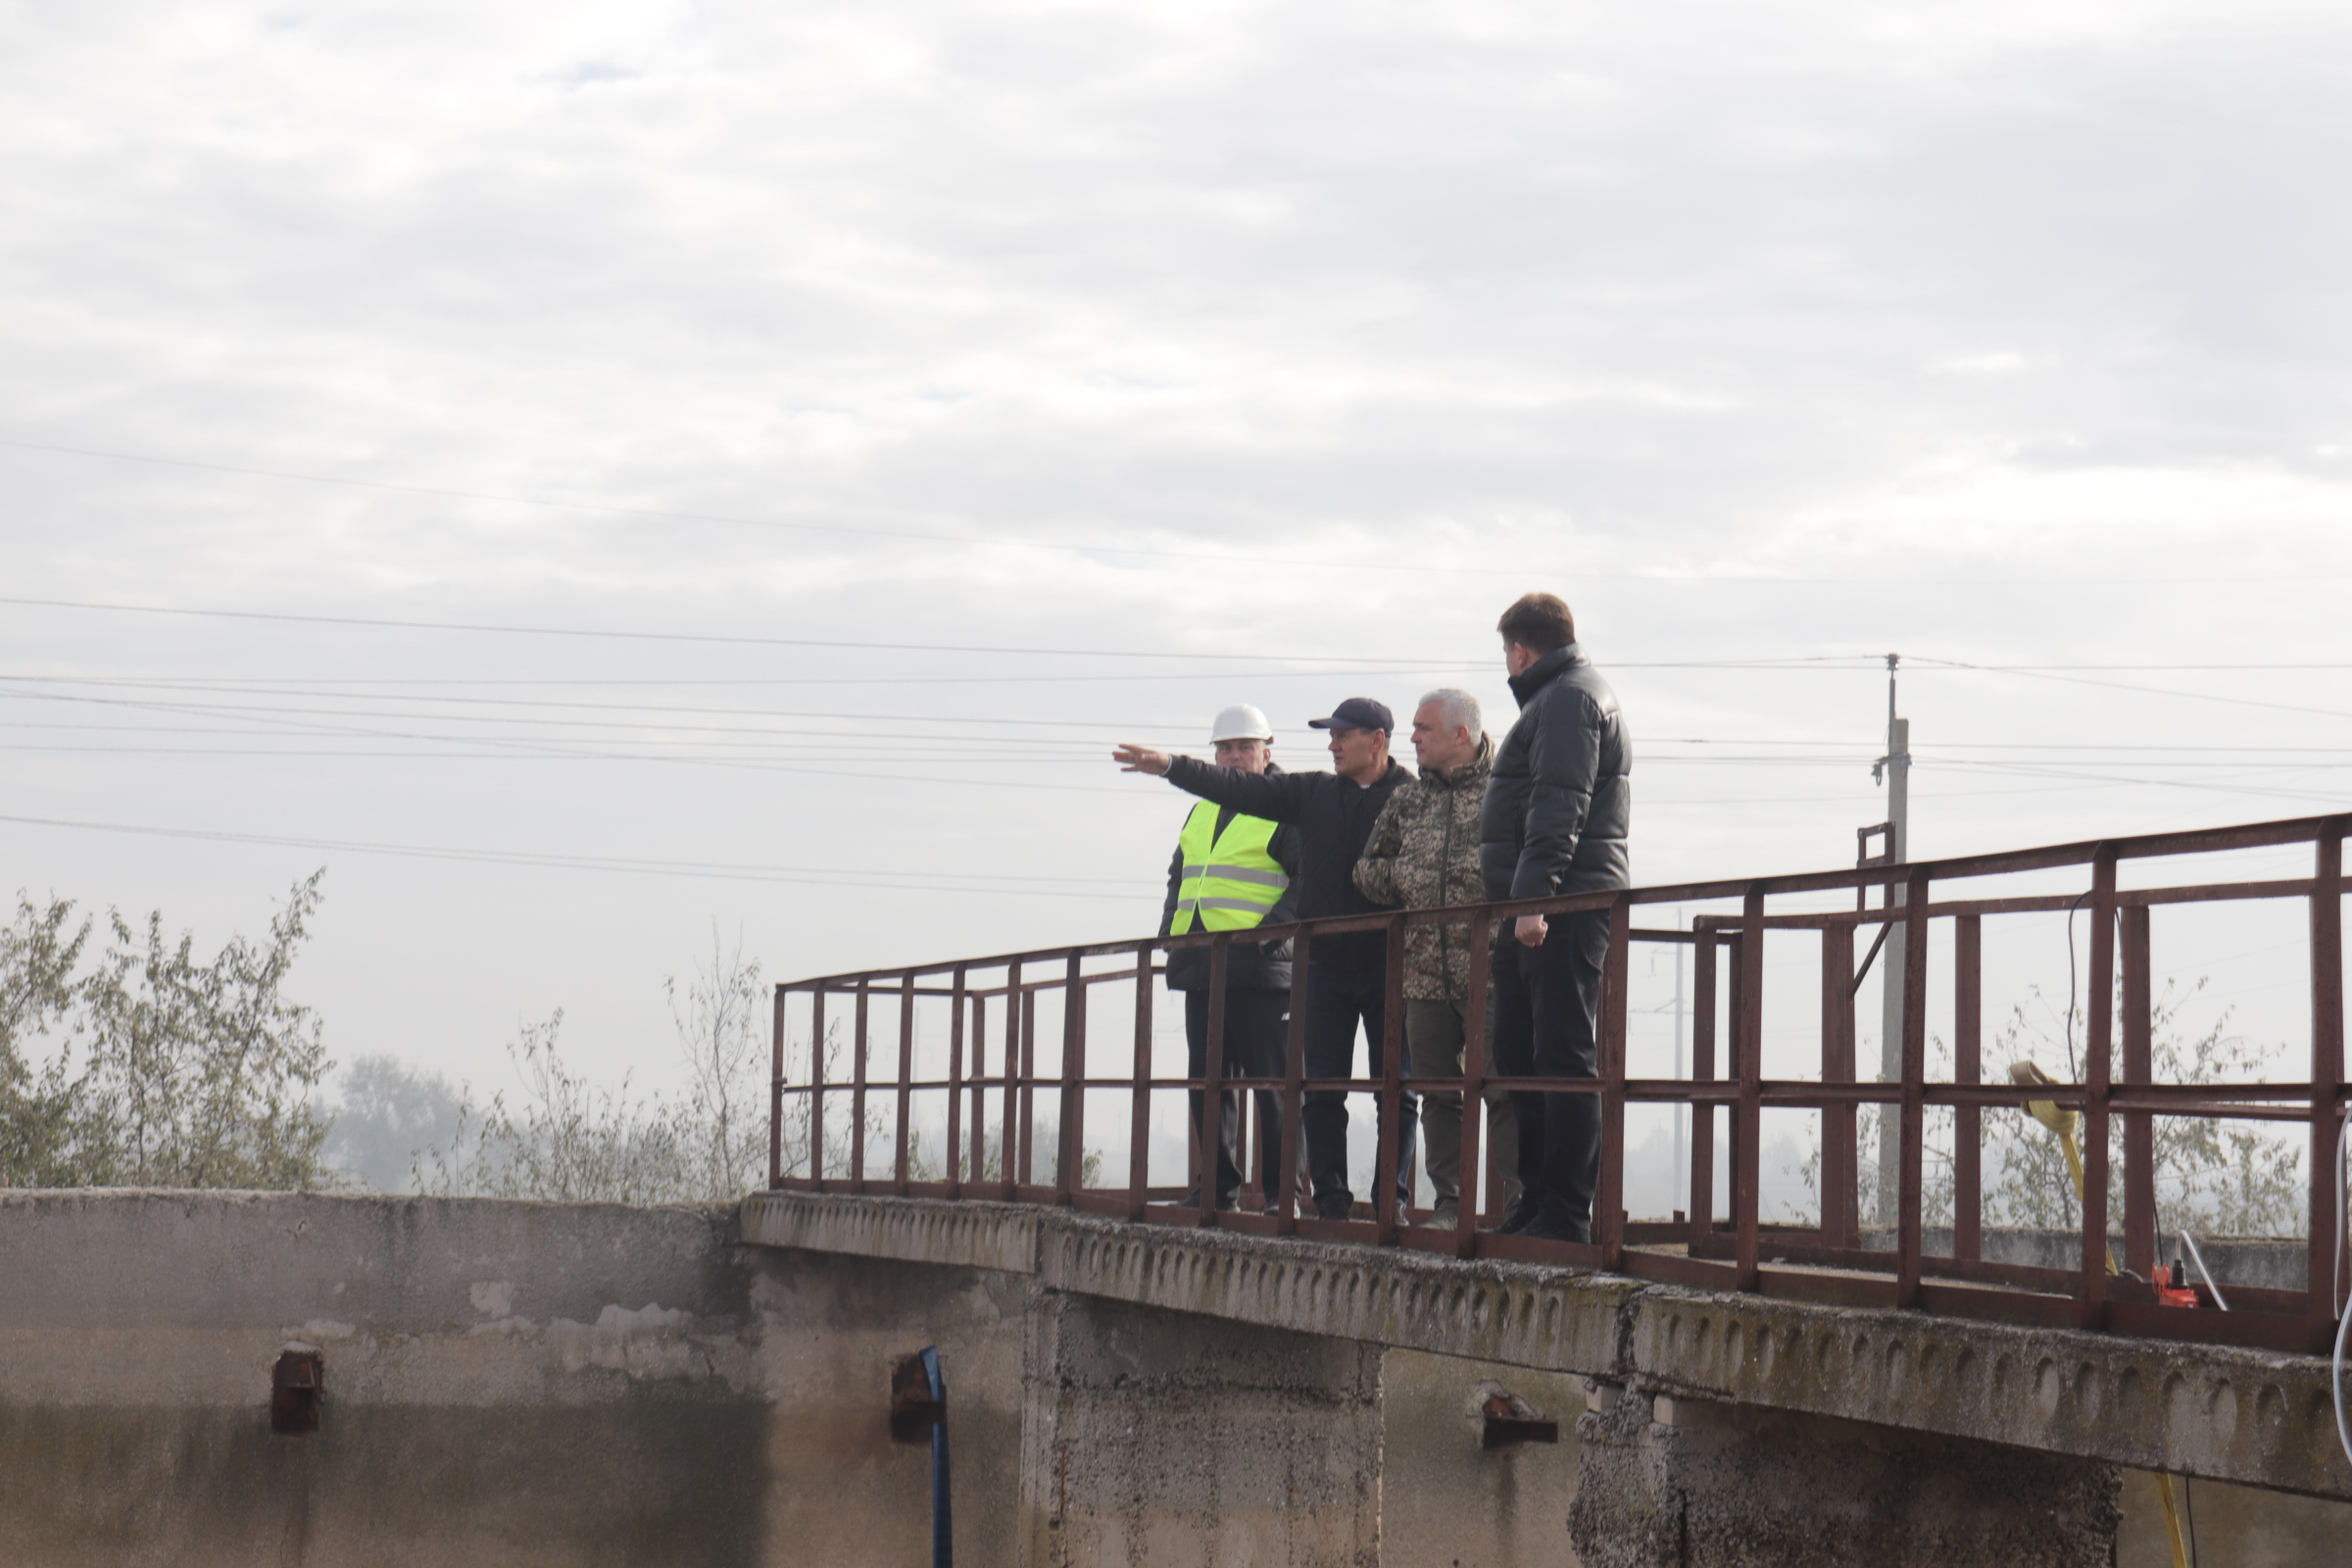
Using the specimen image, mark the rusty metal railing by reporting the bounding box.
[769,811,2349,1353]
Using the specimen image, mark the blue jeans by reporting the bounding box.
[1301,960,1418,1218]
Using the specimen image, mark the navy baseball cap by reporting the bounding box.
[1307,697,1394,734]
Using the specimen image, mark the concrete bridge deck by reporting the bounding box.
[744,1190,2352,1504]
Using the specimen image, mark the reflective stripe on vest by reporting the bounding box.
[1169,801,1289,935]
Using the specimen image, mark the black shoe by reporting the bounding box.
[1517,1206,1592,1246]
[1314,1199,1353,1222]
[1494,1198,1539,1235]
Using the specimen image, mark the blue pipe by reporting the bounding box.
[920,1345,952,1568]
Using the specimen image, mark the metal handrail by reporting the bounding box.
[767,810,2349,1353]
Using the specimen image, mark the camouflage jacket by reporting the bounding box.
[1351,733,1495,1003]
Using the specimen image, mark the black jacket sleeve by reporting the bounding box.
[1262,822,1303,929]
[1159,842,1186,938]
[1512,688,1601,900]
[1164,755,1313,822]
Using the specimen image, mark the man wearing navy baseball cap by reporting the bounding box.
[1115,699,1419,1224]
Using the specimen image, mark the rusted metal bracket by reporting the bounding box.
[1481,1392,1559,1449]
[890,1351,947,1445]
[270,1348,322,1436]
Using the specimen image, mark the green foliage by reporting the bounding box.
[0,874,336,1190]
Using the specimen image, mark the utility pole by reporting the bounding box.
[1874,655,1909,1225]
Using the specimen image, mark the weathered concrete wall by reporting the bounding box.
[1571,1388,2119,1568]
[0,1190,767,1568]
[9,1188,2351,1567]
[750,1246,1028,1565]
[1378,1349,1584,1568]
[1020,1292,1384,1565]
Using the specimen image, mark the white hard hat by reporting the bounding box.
[1209,704,1274,743]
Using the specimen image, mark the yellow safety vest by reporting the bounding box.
[1170,802,1289,935]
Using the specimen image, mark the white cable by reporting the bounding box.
[2334,1110,2351,1471]
[2179,1230,2230,1313]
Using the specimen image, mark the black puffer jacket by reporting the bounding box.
[1481,643,1632,902]
[1164,753,1413,968]
[1158,764,1302,994]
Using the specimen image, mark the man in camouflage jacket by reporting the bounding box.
[1353,689,1521,1228]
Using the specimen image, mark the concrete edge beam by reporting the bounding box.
[1625,1287,2352,1502]
[738,1191,1041,1275]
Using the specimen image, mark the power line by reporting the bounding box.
[0,809,1145,899]
[0,594,1497,664]
[1910,657,2352,723]
[14,435,2346,585]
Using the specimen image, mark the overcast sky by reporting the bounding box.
[3,0,2348,1108]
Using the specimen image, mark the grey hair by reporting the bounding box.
[1417,688,1482,737]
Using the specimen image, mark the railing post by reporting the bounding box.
[851,981,871,1194]
[2309,821,2346,1323]
[1736,889,1765,1291]
[946,967,967,1199]
[968,993,988,1189]
[1457,914,1492,1256]
[1689,925,1718,1250]
[1017,973,1037,1192]
[1199,936,1231,1226]
[2120,905,2155,1281]
[810,990,828,1190]
[1058,951,1086,1205]
[1128,946,1153,1221]
[1953,914,1983,1263]
[1002,959,1022,1199]
[1375,914,1408,1244]
[1597,894,1632,1270]
[1820,923,1856,1250]
[1276,930,1311,1235]
[1897,867,1931,1310]
[2081,847,2118,1331]
[769,984,787,1191]
[895,971,916,1196]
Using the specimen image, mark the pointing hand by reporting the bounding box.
[1113,743,1172,776]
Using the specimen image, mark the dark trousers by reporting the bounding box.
[1492,909,1610,1229]
[1183,988,1288,1208]
[1301,960,1418,1218]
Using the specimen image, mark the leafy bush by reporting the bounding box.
[0,874,334,1190]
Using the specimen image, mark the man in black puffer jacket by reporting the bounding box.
[1116,697,1418,1223]
[1480,593,1632,1243]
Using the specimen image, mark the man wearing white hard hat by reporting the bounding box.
[1154,704,1300,1212]
[1118,697,1417,1223]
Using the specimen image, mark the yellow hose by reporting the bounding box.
[2010,1060,2117,1276]
[2014,1061,2178,1565]
[2154,1474,2191,1568]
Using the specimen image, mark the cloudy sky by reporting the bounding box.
[3,0,2348,1112]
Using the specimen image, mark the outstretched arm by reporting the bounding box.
[1162,755,1309,821]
